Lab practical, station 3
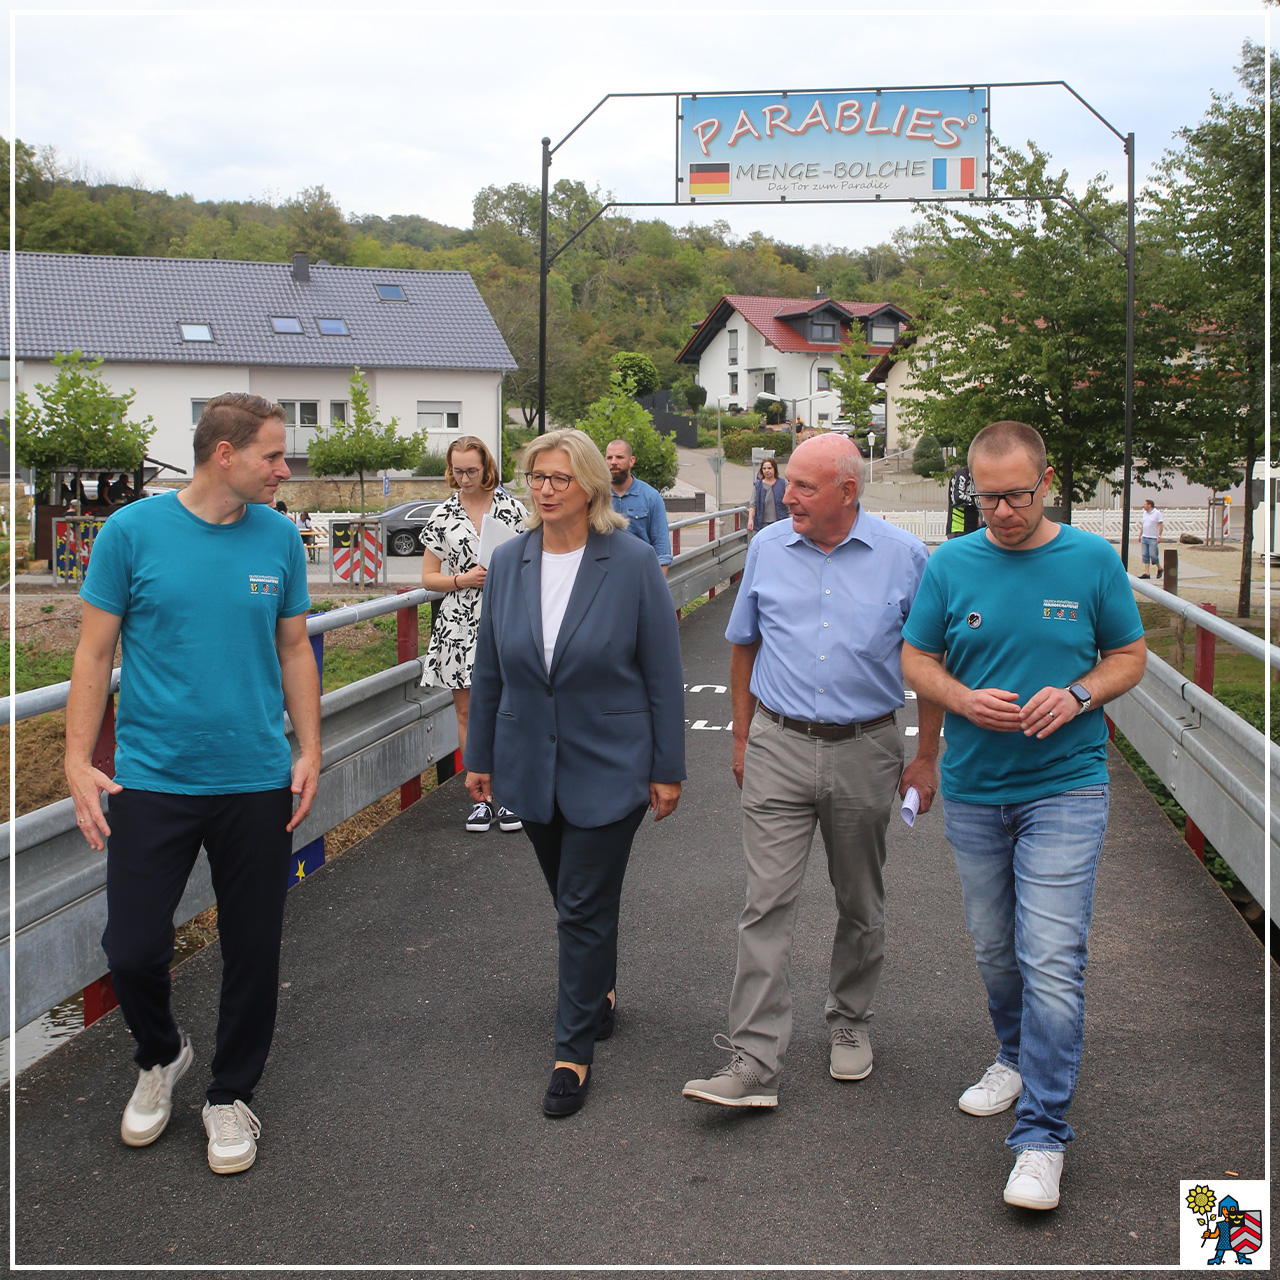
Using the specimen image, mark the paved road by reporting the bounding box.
[11,588,1272,1267]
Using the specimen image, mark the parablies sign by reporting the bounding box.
[677,87,989,204]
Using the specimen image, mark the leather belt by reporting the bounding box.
[759,704,896,741]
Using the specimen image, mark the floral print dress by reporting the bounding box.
[419,487,528,689]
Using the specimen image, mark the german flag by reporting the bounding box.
[689,162,730,195]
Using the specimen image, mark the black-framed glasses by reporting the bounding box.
[452,466,482,480]
[525,471,574,491]
[972,469,1047,511]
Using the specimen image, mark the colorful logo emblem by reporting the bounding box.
[1181,1181,1266,1267]
[249,574,280,596]
[966,612,982,629]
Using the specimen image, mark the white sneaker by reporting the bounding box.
[202,1100,262,1174]
[497,806,523,832]
[120,1031,193,1147]
[958,1060,1023,1116]
[1004,1149,1063,1210]
[466,801,493,832]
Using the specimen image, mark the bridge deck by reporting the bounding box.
[11,588,1271,1267]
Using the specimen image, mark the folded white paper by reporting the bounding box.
[900,786,921,828]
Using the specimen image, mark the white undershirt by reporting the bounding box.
[541,546,586,671]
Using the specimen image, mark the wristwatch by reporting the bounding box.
[1067,683,1092,712]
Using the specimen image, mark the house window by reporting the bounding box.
[811,320,837,343]
[870,323,897,345]
[816,369,832,391]
[180,323,213,342]
[280,400,319,428]
[763,372,776,394]
[417,401,461,432]
[728,373,738,395]
[727,329,738,365]
[330,401,348,425]
[191,399,207,424]
[270,316,304,334]
[317,318,350,336]
[376,283,406,301]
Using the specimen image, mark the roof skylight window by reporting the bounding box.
[180,323,213,342]
[375,283,406,301]
[317,317,350,336]
[271,316,304,334]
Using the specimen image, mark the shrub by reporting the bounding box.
[753,396,786,425]
[722,430,794,463]
[912,434,944,476]
[575,372,678,491]
[611,351,660,398]
[676,379,707,412]
[697,406,765,435]
[695,430,719,449]
[414,450,449,477]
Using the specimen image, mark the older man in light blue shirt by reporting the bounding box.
[683,433,944,1108]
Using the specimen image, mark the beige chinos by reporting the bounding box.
[728,705,905,1085]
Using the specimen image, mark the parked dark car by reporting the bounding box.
[379,499,444,556]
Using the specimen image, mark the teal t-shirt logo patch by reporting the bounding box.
[1043,597,1079,622]
[966,612,982,628]
[249,574,280,596]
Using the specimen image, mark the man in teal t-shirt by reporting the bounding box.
[65,393,321,1176]
[901,421,1146,1213]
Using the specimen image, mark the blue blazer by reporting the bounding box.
[464,527,686,828]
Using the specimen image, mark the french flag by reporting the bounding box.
[933,157,976,191]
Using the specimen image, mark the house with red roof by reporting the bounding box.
[675,292,913,448]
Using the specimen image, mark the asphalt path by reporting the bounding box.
[11,586,1271,1268]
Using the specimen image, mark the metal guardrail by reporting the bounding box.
[1128,575,1280,671]
[4,520,751,1032]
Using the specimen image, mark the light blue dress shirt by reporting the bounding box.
[610,476,672,566]
[725,509,929,724]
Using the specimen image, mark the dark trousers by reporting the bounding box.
[101,787,293,1106]
[522,801,647,1065]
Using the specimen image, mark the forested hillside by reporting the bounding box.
[2,138,954,422]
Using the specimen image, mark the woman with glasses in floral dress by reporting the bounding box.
[419,435,528,833]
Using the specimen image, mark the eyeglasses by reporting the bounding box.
[972,469,1047,511]
[452,466,482,480]
[525,471,574,491]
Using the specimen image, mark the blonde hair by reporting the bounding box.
[521,429,628,535]
[446,435,500,491]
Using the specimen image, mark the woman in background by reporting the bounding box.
[747,456,787,532]
[419,435,527,833]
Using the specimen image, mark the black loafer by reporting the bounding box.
[596,997,617,1041]
[542,1065,591,1117]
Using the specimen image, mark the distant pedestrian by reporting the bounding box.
[946,465,983,538]
[902,420,1146,1211]
[1139,499,1163,579]
[65,392,321,1175]
[418,435,528,834]
[747,457,786,533]
[605,438,672,575]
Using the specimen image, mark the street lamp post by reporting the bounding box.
[867,431,877,484]
[713,392,738,514]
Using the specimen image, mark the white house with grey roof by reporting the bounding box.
[3,251,517,478]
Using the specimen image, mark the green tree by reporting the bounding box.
[1147,40,1275,616]
[284,185,352,264]
[575,372,678,491]
[306,367,424,513]
[16,351,154,502]
[826,325,881,432]
[19,187,144,255]
[895,142,1184,522]
[611,351,660,398]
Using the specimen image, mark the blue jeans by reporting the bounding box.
[943,786,1109,1152]
[1141,536,1159,566]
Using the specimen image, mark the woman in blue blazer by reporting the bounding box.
[465,428,686,1117]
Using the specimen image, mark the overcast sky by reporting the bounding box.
[8,2,1271,253]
